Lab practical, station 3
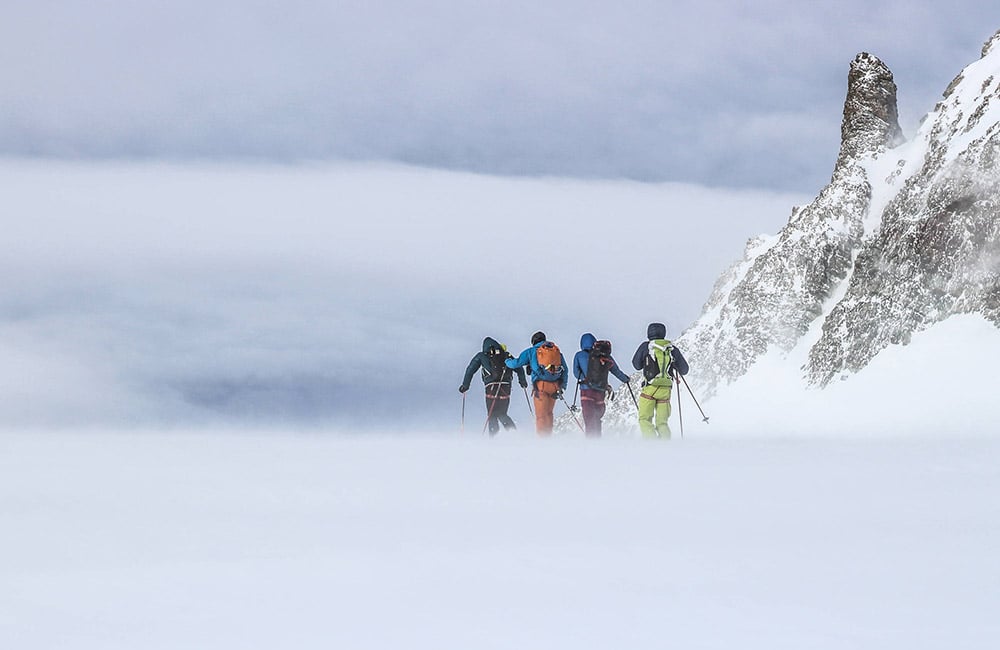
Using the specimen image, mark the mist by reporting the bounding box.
[0,159,806,430]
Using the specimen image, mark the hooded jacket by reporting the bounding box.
[631,323,690,377]
[462,337,527,390]
[573,332,631,389]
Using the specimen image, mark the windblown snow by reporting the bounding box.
[2,431,999,649]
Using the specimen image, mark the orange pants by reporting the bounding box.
[533,380,560,435]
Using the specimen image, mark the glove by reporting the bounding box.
[555,389,564,400]
[519,379,528,389]
[459,385,469,394]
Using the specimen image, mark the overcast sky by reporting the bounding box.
[2,1,997,191]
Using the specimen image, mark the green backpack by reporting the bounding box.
[642,338,674,386]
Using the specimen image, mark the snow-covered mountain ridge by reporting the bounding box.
[687,29,1000,393]
[560,29,1000,435]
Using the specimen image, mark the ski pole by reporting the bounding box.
[461,391,466,433]
[560,391,585,432]
[523,385,534,415]
[626,381,639,409]
[571,381,580,412]
[674,371,684,438]
[679,373,709,424]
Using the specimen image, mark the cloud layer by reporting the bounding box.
[2,2,996,190]
[0,160,806,430]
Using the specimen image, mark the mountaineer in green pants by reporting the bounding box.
[631,322,690,439]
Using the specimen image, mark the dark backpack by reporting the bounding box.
[585,340,614,390]
[482,346,511,383]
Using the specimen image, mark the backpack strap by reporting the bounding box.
[648,340,672,379]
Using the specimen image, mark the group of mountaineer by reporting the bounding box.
[460,323,689,438]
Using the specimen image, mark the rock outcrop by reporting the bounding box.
[558,30,1000,434]
[678,52,904,395]
[806,31,1000,384]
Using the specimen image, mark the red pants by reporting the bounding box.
[580,387,607,437]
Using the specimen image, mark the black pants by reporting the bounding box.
[484,382,516,434]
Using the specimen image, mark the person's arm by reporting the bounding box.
[506,348,530,369]
[609,357,631,383]
[573,351,587,382]
[460,354,482,391]
[513,360,528,388]
[559,353,569,390]
[670,347,690,376]
[632,342,648,370]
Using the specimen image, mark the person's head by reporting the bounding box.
[482,337,502,355]
[580,332,596,350]
[531,331,546,345]
[647,322,667,339]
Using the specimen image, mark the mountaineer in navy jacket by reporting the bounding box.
[460,336,527,435]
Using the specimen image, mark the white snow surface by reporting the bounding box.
[703,313,1000,436]
[2,430,998,650]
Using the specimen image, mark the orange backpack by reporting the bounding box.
[535,342,564,381]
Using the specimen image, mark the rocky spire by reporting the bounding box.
[659,54,895,397]
[805,31,1000,385]
[837,52,904,168]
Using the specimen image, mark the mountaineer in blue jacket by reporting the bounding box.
[572,333,631,436]
[506,331,567,435]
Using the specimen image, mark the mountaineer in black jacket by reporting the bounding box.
[460,337,528,435]
[631,323,689,439]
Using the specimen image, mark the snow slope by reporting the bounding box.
[2,431,998,649]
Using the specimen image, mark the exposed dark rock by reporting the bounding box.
[556,30,1000,433]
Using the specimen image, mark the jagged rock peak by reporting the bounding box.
[839,52,904,165]
[983,29,1000,57]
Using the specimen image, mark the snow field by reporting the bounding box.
[2,431,998,649]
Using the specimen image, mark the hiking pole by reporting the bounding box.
[570,382,580,413]
[523,385,534,415]
[626,381,639,409]
[673,371,684,438]
[560,391,585,432]
[482,382,502,434]
[461,392,466,433]
[678,373,710,424]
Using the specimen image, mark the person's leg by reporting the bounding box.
[580,388,600,435]
[534,380,557,435]
[638,388,657,437]
[593,391,606,436]
[495,384,516,430]
[484,384,503,435]
[654,386,672,438]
